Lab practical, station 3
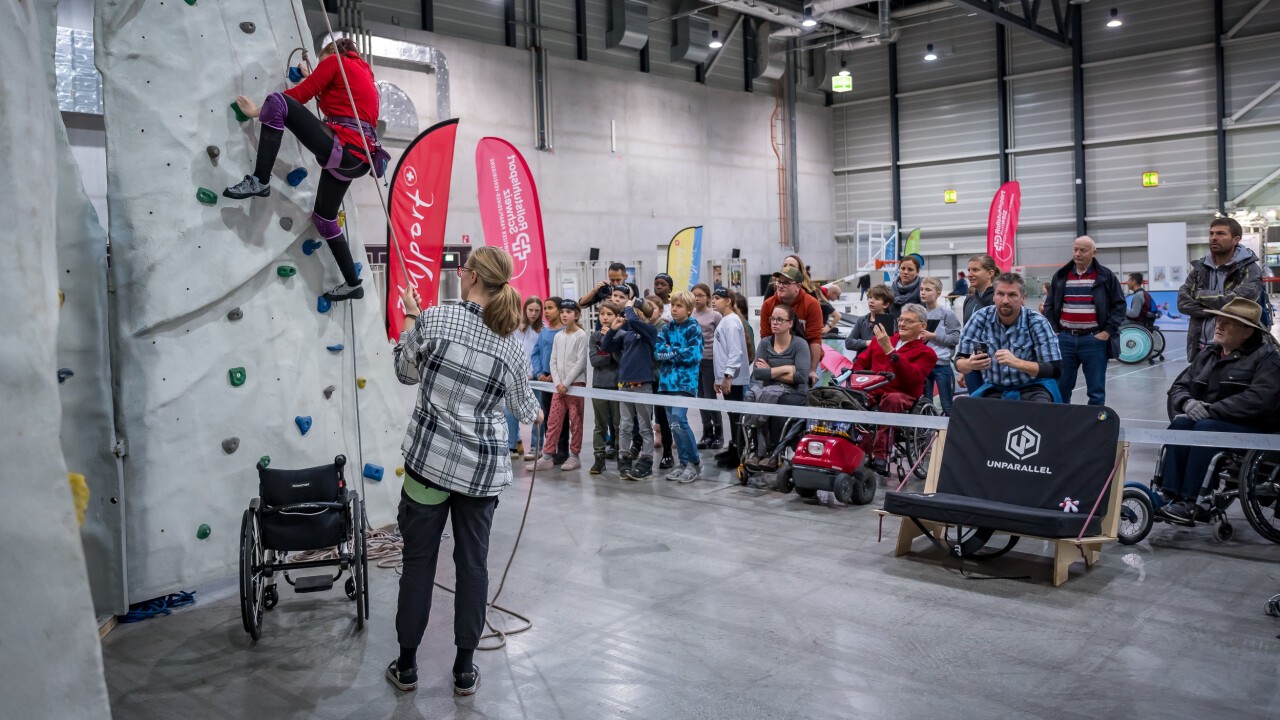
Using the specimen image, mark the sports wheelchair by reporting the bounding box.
[1117,320,1166,365]
[1118,445,1280,545]
[239,455,368,640]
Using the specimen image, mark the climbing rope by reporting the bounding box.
[119,591,196,623]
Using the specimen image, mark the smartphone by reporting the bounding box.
[926,318,940,333]
[974,342,989,356]
[873,313,897,336]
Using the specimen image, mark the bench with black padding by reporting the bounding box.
[878,397,1128,586]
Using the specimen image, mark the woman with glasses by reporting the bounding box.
[746,304,811,470]
[387,247,541,697]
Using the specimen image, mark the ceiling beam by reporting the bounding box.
[948,0,1070,49]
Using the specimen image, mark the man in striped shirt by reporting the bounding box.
[1043,236,1126,406]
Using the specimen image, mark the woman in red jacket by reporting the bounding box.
[850,302,937,475]
[223,37,386,302]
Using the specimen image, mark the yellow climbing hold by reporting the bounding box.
[338,209,346,228]
[357,376,367,389]
[395,467,405,477]
[68,472,89,527]
[59,289,65,306]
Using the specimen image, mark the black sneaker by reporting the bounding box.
[630,460,653,479]
[223,174,270,199]
[1159,499,1195,523]
[386,660,418,691]
[590,454,605,475]
[697,436,714,450]
[605,445,617,460]
[618,461,633,480]
[868,458,889,476]
[323,281,365,302]
[453,664,481,696]
[714,449,740,469]
[659,455,674,470]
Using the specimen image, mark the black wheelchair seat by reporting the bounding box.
[256,455,348,552]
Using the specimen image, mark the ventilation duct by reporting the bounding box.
[716,0,889,37]
[607,0,649,51]
[755,21,785,80]
[671,1,712,64]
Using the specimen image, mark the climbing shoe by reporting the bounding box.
[223,175,270,199]
[323,281,365,302]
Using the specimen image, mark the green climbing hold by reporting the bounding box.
[184,0,197,5]
[230,101,249,123]
[228,367,246,387]
[196,524,211,540]
[259,455,271,468]
[277,265,297,278]
[196,188,218,205]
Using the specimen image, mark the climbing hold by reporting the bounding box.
[239,21,256,34]
[222,437,240,454]
[196,523,212,540]
[302,239,323,255]
[184,0,197,5]
[317,296,331,314]
[288,66,304,83]
[395,467,405,477]
[354,262,363,278]
[196,187,218,206]
[206,145,220,161]
[57,368,74,384]
[277,265,297,278]
[259,455,271,468]
[295,415,313,435]
[363,464,385,482]
[287,168,308,187]
[326,343,344,353]
[357,377,368,389]
[227,307,243,321]
[228,367,247,387]
[338,209,346,227]
[68,473,89,527]
[59,289,65,306]
[230,101,249,123]
[323,385,336,399]
[279,217,293,231]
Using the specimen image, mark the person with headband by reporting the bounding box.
[387,246,541,697]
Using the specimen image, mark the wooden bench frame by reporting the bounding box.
[877,429,1130,587]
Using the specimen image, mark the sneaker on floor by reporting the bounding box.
[590,454,606,475]
[1159,499,1196,523]
[509,447,519,457]
[868,458,889,476]
[561,456,582,471]
[523,451,538,461]
[659,455,674,470]
[323,281,365,302]
[679,464,701,484]
[618,462,633,480]
[630,461,653,480]
[453,664,481,697]
[605,445,617,460]
[532,456,556,471]
[665,464,689,482]
[385,660,418,692]
[697,436,714,450]
[223,174,270,199]
[515,441,525,456]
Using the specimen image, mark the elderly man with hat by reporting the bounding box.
[761,266,825,381]
[1161,298,1280,522]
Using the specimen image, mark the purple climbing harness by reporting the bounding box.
[323,115,390,181]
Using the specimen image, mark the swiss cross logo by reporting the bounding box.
[1005,425,1041,461]
[404,167,418,186]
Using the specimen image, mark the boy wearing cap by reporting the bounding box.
[761,266,824,380]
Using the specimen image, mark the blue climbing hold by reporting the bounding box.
[302,239,323,255]
[354,261,363,278]
[57,368,74,384]
[317,296,331,314]
[363,463,384,482]
[287,168,308,187]
[295,415,312,435]
[326,343,344,352]
[288,65,304,83]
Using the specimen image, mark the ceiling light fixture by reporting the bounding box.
[839,59,850,77]
[1107,8,1122,28]
[924,43,938,61]
[709,29,723,48]
[802,7,817,28]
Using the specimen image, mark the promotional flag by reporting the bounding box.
[902,228,921,258]
[385,118,460,340]
[475,137,549,300]
[986,181,1022,272]
[666,226,703,291]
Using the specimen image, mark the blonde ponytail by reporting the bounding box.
[468,246,521,336]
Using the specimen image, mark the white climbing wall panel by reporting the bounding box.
[97,0,407,601]
[0,0,112,716]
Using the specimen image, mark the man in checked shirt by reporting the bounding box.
[955,273,1063,403]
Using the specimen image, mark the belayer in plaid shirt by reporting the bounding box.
[956,272,1063,403]
[386,246,542,697]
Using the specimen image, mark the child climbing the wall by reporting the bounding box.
[534,300,589,472]
[223,37,387,303]
[589,301,623,475]
[604,298,660,480]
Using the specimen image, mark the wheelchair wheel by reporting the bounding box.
[904,402,940,480]
[944,527,1020,560]
[1150,327,1166,359]
[1117,325,1153,364]
[852,468,876,505]
[349,492,367,630]
[1117,487,1154,545]
[774,460,794,494]
[239,508,264,640]
[1239,450,1280,544]
[833,473,855,505]
[1216,522,1235,542]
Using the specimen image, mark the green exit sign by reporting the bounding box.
[832,75,853,93]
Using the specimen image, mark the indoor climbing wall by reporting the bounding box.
[0,0,113,717]
[96,0,407,601]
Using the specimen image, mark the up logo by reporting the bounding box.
[1005,425,1041,461]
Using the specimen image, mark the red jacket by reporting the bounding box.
[285,52,379,162]
[851,334,936,400]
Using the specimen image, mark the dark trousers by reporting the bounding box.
[395,488,498,652]
[1057,331,1109,405]
[697,358,722,435]
[655,405,673,459]
[538,390,570,461]
[1161,416,1263,499]
[254,95,367,285]
[724,384,746,452]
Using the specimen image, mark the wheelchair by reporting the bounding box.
[1117,321,1166,364]
[1117,444,1280,546]
[239,455,368,640]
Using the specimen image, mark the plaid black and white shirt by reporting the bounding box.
[957,305,1062,389]
[394,301,539,497]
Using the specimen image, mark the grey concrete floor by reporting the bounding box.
[103,334,1280,719]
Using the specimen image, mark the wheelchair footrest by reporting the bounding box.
[294,575,335,593]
